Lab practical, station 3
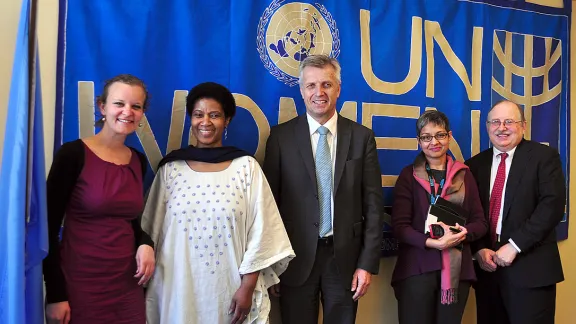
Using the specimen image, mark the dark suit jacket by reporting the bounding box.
[263,114,384,288]
[465,139,565,288]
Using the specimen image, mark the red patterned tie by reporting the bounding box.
[489,152,508,244]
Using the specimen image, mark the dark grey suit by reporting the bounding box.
[263,114,383,324]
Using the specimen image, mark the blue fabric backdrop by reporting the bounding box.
[55,0,571,255]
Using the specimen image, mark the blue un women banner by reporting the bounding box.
[56,0,571,255]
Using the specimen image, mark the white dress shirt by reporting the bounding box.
[490,146,521,252]
[307,112,338,237]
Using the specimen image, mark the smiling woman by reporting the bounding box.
[390,110,488,324]
[43,74,155,324]
[186,83,235,149]
[141,82,295,324]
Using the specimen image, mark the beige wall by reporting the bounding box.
[555,0,576,322]
[0,1,573,323]
[0,0,58,172]
[0,0,22,171]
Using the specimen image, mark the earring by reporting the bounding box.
[102,116,106,121]
[224,127,228,140]
[138,122,143,127]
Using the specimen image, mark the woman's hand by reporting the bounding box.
[426,222,467,250]
[229,285,254,324]
[134,244,155,285]
[46,301,70,324]
[229,272,259,324]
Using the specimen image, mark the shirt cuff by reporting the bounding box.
[509,239,521,252]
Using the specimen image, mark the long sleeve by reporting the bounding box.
[262,129,281,206]
[392,167,429,249]
[43,140,83,303]
[240,158,294,279]
[141,164,169,250]
[462,170,488,243]
[356,131,384,274]
[509,149,566,251]
[131,149,154,248]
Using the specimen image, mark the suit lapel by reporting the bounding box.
[478,151,493,215]
[334,116,351,193]
[503,140,530,219]
[294,115,318,195]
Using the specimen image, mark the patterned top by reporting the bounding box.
[142,156,294,324]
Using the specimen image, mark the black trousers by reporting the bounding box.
[393,271,471,324]
[280,238,358,324]
[474,263,557,324]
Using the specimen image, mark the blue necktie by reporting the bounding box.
[315,126,332,237]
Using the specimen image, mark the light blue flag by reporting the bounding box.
[0,0,48,323]
[25,49,49,324]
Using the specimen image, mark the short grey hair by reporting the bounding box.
[416,110,451,136]
[488,99,526,122]
[298,54,342,85]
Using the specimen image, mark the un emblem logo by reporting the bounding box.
[257,0,340,86]
[491,30,562,141]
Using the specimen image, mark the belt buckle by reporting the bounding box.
[318,236,333,245]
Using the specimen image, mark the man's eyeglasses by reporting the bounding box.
[418,132,449,142]
[486,119,523,128]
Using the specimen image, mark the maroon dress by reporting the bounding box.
[59,145,146,323]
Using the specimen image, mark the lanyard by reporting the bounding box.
[425,162,447,204]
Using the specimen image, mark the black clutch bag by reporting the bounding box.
[428,196,468,226]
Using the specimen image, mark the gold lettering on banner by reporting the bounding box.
[448,136,465,161]
[360,10,422,95]
[362,103,419,150]
[526,0,564,8]
[376,137,418,150]
[362,103,419,188]
[278,97,298,124]
[78,81,95,138]
[381,175,398,188]
[187,127,198,147]
[340,101,358,122]
[77,82,163,172]
[362,103,421,128]
[424,21,483,101]
[492,31,563,140]
[471,110,481,156]
[233,94,270,163]
[166,90,188,154]
[421,106,465,161]
[523,35,534,139]
[187,131,198,147]
[136,115,163,172]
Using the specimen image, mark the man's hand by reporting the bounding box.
[475,248,497,272]
[268,283,280,297]
[351,269,371,301]
[494,243,518,267]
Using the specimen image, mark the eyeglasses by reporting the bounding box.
[418,132,449,142]
[486,119,523,128]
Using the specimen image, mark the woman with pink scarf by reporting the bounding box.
[391,110,488,324]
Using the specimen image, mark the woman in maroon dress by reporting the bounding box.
[44,74,155,324]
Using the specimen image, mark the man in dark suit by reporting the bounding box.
[263,55,384,324]
[466,100,565,324]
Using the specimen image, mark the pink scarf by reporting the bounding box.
[412,153,467,305]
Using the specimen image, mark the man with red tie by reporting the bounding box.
[465,100,565,324]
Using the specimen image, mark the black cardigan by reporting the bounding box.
[43,139,154,303]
